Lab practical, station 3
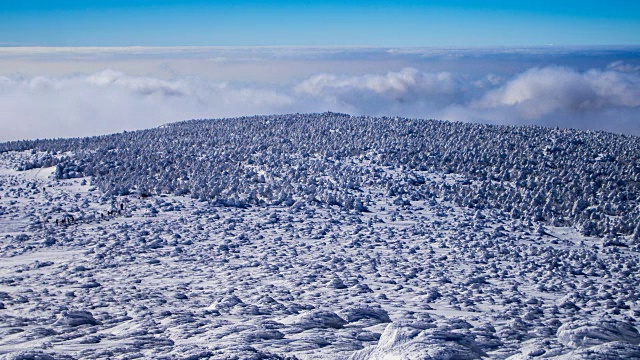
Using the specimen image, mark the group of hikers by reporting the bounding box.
[54,202,127,227]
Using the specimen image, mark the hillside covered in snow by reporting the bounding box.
[4,112,640,238]
[1,113,639,359]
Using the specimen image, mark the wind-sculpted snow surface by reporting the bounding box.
[349,320,487,360]
[0,115,639,359]
[2,113,640,238]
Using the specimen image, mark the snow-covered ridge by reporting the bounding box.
[2,112,638,239]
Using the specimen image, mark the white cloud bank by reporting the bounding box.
[297,65,640,135]
[0,70,294,141]
[1,48,640,141]
[476,67,640,117]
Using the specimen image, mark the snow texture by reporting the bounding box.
[0,113,639,359]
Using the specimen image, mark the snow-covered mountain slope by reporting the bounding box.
[1,113,639,359]
[3,113,640,239]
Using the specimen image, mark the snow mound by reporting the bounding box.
[556,319,640,348]
[349,321,486,360]
[5,352,56,360]
[506,338,566,359]
[554,341,640,359]
[208,294,244,311]
[281,309,347,331]
[339,304,391,324]
[198,344,297,360]
[52,310,100,327]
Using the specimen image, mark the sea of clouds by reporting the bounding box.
[1,46,639,141]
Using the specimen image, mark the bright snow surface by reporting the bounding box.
[1,116,640,359]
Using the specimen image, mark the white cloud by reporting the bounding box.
[296,68,461,98]
[294,66,640,134]
[475,67,640,119]
[607,60,640,73]
[85,70,188,97]
[0,70,294,141]
[293,68,471,119]
[1,47,640,141]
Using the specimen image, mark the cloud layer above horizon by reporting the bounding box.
[1,47,640,141]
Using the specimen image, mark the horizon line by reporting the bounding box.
[1,44,640,50]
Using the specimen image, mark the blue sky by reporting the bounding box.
[1,0,639,46]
